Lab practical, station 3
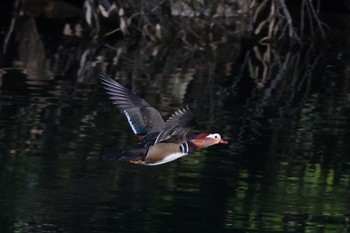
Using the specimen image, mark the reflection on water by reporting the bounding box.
[1,17,350,233]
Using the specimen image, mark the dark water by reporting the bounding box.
[1,13,350,233]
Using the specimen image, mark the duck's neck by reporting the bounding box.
[189,137,214,150]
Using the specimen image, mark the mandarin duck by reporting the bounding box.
[100,74,228,165]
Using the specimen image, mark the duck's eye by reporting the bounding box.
[206,133,220,139]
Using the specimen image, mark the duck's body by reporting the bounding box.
[100,74,227,165]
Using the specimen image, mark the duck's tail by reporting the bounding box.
[103,147,146,161]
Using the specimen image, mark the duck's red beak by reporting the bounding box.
[219,139,228,144]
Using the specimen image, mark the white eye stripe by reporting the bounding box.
[206,133,220,139]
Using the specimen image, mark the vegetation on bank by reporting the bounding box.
[84,0,327,45]
[2,0,326,53]
[0,0,329,89]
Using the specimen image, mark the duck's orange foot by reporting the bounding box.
[129,159,142,164]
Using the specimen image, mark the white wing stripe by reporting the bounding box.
[124,110,138,134]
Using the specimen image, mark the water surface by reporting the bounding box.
[0,14,350,233]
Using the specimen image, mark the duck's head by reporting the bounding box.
[190,133,228,149]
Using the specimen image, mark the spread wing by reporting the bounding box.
[99,73,164,136]
[154,106,196,144]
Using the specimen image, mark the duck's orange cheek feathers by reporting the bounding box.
[191,139,218,149]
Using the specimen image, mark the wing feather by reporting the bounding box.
[154,106,196,144]
[100,73,164,136]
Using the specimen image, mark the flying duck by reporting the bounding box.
[100,73,228,165]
